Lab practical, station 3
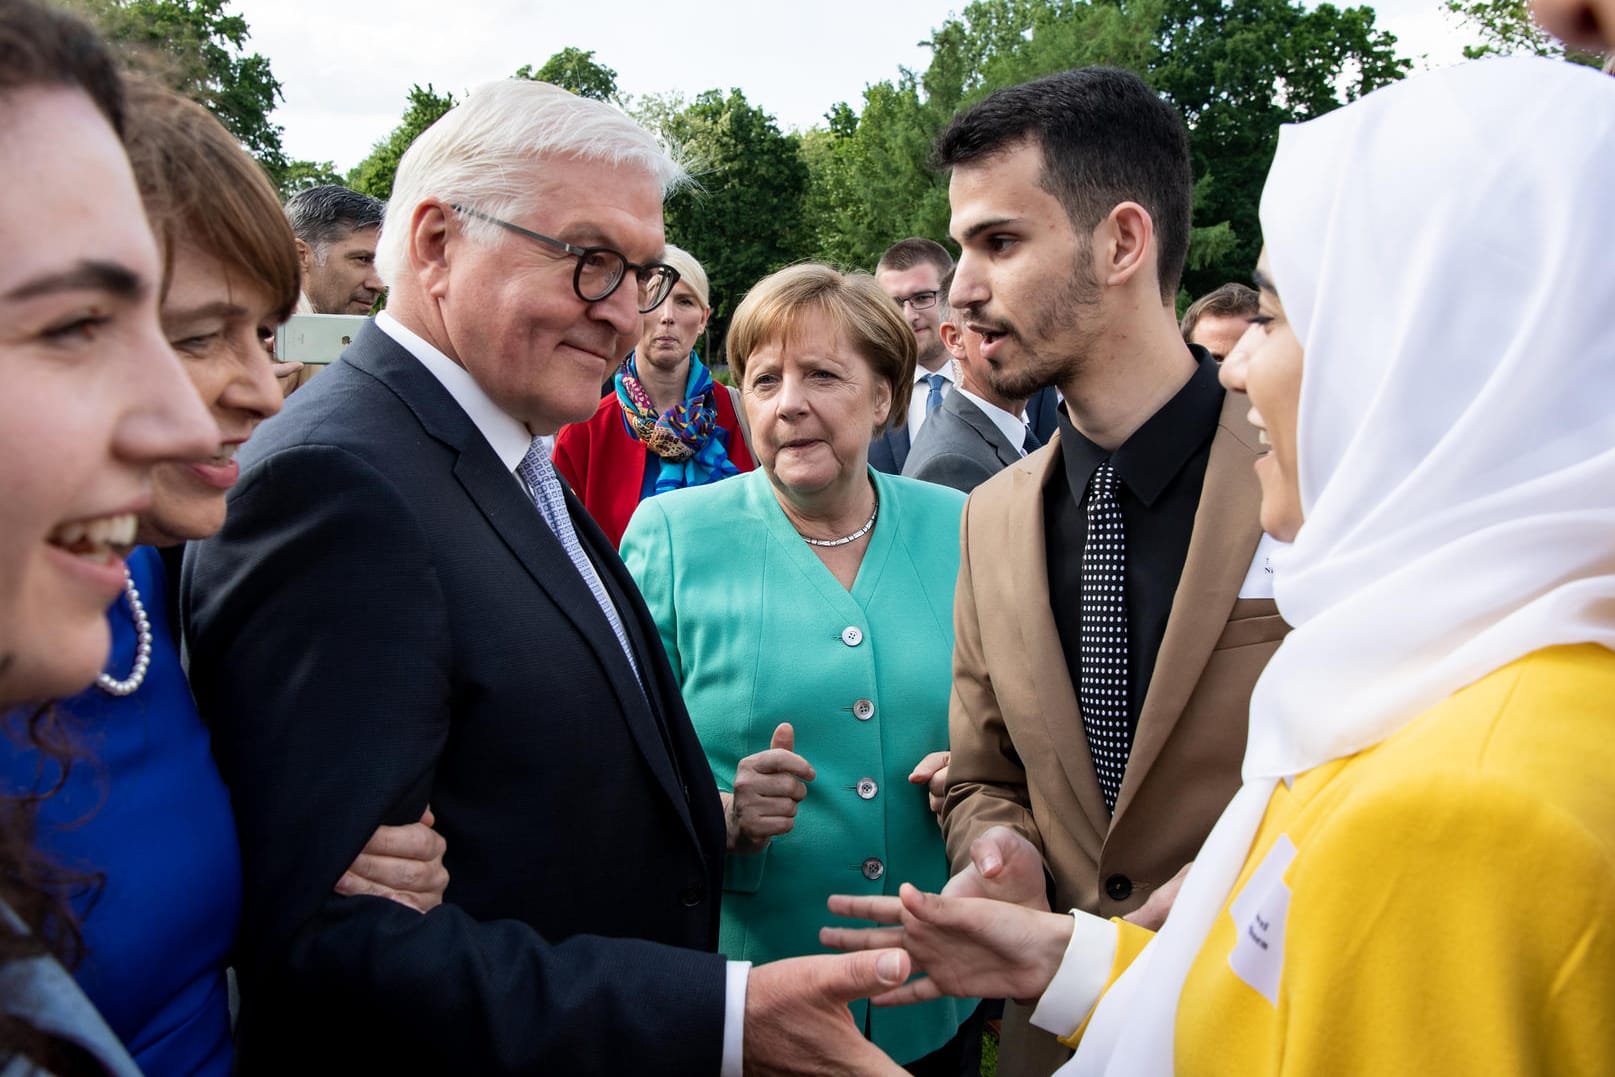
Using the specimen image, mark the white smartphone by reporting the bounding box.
[274,313,369,366]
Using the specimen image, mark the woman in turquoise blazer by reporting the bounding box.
[621,265,970,1071]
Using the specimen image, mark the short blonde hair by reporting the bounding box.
[727,264,916,430]
[660,244,709,309]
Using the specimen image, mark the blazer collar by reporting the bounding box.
[1113,387,1267,820]
[346,324,703,841]
[947,390,1023,468]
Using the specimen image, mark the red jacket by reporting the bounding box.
[553,388,755,547]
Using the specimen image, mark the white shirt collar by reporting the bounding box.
[375,311,535,473]
[955,384,1030,455]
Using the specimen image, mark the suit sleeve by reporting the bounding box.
[905,450,995,494]
[940,493,1047,873]
[185,443,725,1076]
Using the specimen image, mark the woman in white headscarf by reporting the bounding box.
[825,54,1615,1075]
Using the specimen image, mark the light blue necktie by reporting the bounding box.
[924,372,947,416]
[516,438,641,684]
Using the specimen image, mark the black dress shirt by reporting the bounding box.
[1044,347,1225,740]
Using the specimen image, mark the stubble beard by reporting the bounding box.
[982,256,1102,401]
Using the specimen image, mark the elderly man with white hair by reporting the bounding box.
[185,79,913,1076]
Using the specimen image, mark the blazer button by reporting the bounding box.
[1104,873,1133,901]
[853,698,875,721]
[679,886,706,907]
[840,626,864,647]
[861,857,885,881]
[856,777,879,800]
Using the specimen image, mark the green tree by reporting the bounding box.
[652,89,810,354]
[279,158,346,193]
[1443,0,1604,63]
[797,0,1409,296]
[801,0,1163,272]
[347,83,458,202]
[516,47,619,102]
[66,0,294,188]
[1152,0,1409,297]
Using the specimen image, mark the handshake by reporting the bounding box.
[746,827,1187,1075]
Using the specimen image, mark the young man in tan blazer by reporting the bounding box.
[933,68,1290,1075]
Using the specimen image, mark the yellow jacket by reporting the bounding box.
[1054,644,1615,1075]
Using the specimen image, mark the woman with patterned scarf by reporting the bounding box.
[554,245,755,546]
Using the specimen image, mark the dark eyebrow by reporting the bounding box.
[956,216,1021,244]
[164,300,250,326]
[1251,268,1277,295]
[4,260,147,303]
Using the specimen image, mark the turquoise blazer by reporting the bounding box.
[622,467,970,1064]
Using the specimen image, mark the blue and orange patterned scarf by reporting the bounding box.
[615,352,740,495]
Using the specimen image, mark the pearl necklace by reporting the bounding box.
[96,567,152,697]
[796,495,879,548]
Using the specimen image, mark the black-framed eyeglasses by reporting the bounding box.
[896,290,940,311]
[451,204,680,313]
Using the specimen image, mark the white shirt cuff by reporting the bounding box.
[721,960,750,1077]
[1030,911,1117,1038]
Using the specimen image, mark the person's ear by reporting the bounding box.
[939,320,967,361]
[871,376,892,431]
[294,238,314,279]
[411,200,454,299]
[1096,201,1155,290]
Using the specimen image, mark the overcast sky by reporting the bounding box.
[229,0,1474,173]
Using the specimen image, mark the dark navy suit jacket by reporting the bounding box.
[184,323,729,1075]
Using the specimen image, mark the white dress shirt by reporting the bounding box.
[376,312,750,1076]
[905,360,954,442]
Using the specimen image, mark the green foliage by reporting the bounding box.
[516,47,619,102]
[1151,0,1409,297]
[339,7,1414,314]
[653,89,809,355]
[280,158,346,193]
[346,83,458,202]
[1443,0,1604,64]
[795,0,1409,296]
[67,0,291,189]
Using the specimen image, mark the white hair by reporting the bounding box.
[375,79,685,285]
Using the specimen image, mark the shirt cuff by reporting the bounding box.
[721,960,751,1077]
[1030,911,1117,1038]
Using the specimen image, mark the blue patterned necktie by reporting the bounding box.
[924,372,947,416]
[516,438,641,684]
[1080,460,1129,812]
[1022,422,1042,453]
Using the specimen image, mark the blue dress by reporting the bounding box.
[2,546,240,1077]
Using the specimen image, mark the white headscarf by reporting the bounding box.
[1071,55,1615,1075]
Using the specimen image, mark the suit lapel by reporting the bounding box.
[951,392,1023,470]
[1113,390,1265,820]
[996,437,1115,839]
[347,330,702,841]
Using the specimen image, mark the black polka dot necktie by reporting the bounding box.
[1080,460,1129,813]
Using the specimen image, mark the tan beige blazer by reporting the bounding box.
[942,388,1288,918]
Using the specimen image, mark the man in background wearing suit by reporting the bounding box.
[184,79,910,1077]
[936,68,1289,1076]
[870,237,955,473]
[903,269,1038,493]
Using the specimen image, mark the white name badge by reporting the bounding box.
[1226,833,1297,1006]
[1237,533,1286,600]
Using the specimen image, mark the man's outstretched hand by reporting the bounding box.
[742,949,912,1076]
